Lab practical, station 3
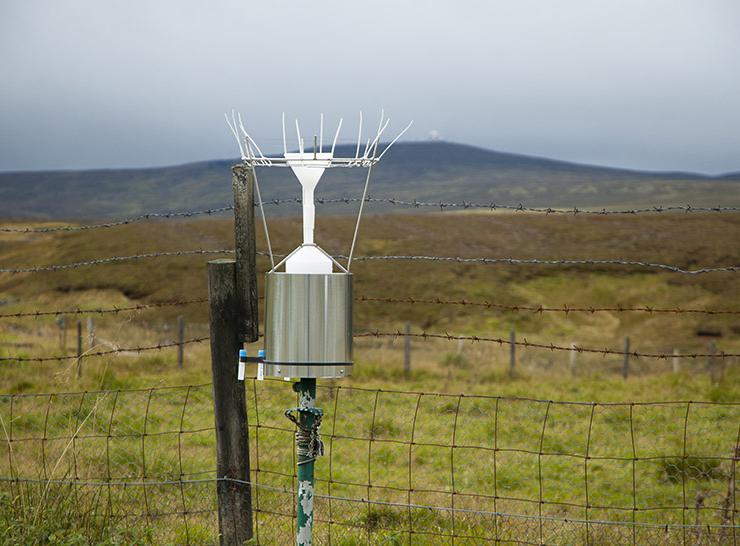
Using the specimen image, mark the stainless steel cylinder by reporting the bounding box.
[263,272,352,378]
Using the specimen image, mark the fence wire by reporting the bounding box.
[1,197,738,233]
[0,331,735,363]
[0,380,737,544]
[1,249,737,275]
[2,295,737,320]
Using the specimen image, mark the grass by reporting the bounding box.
[0,211,737,544]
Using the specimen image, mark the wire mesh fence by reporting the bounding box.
[0,379,737,544]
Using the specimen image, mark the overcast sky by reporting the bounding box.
[1,0,739,173]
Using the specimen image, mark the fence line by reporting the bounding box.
[2,249,737,275]
[0,249,233,274]
[354,330,739,359]
[0,476,735,532]
[0,337,208,362]
[0,299,208,319]
[354,295,740,315]
[0,331,736,363]
[0,206,235,233]
[0,379,737,544]
[2,198,739,233]
[345,254,739,275]
[2,379,739,406]
[2,295,738,320]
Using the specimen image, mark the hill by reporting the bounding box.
[1,142,738,219]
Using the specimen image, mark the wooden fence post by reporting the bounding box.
[177,316,185,369]
[87,317,95,349]
[232,165,259,343]
[509,329,516,378]
[76,320,82,378]
[569,342,577,375]
[208,259,253,544]
[708,342,718,384]
[672,348,680,374]
[403,322,411,376]
[58,316,67,349]
[622,337,630,379]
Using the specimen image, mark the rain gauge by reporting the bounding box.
[226,110,411,546]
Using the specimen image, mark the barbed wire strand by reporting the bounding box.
[0,249,233,273]
[1,249,736,275]
[342,254,739,275]
[353,295,740,315]
[353,330,739,359]
[0,299,208,319]
[2,197,739,233]
[0,331,736,362]
[0,206,235,233]
[2,295,737,319]
[0,337,208,362]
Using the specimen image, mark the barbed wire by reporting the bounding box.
[0,206,234,233]
[0,249,233,273]
[342,254,739,275]
[333,197,740,216]
[354,295,740,315]
[0,331,735,362]
[1,249,736,275]
[0,337,208,362]
[0,298,208,319]
[3,295,737,320]
[2,197,738,233]
[355,330,739,359]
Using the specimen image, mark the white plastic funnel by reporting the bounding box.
[285,152,333,274]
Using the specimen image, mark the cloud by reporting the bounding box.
[1,0,739,173]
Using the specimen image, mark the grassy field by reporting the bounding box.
[0,211,738,544]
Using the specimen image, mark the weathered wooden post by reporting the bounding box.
[57,316,67,349]
[76,320,82,378]
[232,165,259,343]
[403,322,411,376]
[569,342,577,375]
[509,329,516,378]
[87,317,95,349]
[622,337,630,379]
[672,348,680,374]
[176,316,185,369]
[208,259,253,545]
[708,342,718,384]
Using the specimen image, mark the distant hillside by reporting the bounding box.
[1,141,738,219]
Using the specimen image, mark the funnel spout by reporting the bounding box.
[302,184,316,245]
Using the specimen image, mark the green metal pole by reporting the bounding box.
[292,377,321,546]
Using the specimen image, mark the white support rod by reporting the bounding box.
[368,118,390,159]
[347,164,374,271]
[331,117,343,155]
[296,120,304,154]
[282,112,287,155]
[377,121,414,160]
[355,111,363,159]
[373,109,385,157]
[224,113,246,159]
[237,112,266,159]
[319,113,324,153]
[246,144,275,269]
